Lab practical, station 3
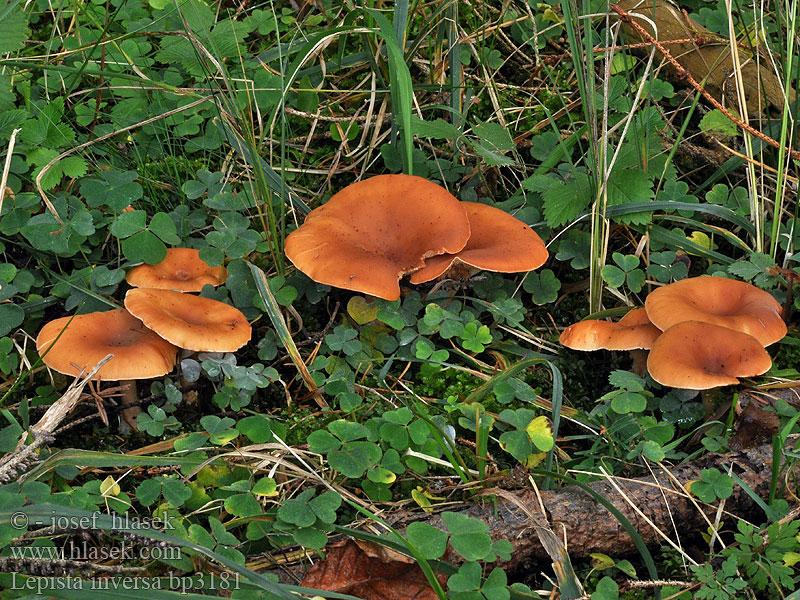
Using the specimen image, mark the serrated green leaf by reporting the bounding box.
[543,173,592,227]
[0,3,30,54]
[410,116,462,139]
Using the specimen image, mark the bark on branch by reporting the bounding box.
[391,436,798,569]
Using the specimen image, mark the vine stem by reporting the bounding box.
[610,3,800,161]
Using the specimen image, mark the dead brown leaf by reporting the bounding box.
[301,539,448,600]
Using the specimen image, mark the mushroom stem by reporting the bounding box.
[119,380,140,432]
[629,349,649,377]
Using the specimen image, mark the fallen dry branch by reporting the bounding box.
[390,436,798,569]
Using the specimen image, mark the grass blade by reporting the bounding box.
[248,261,328,409]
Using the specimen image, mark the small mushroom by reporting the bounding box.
[36,309,178,429]
[126,248,227,292]
[124,288,251,352]
[560,308,661,350]
[646,321,772,389]
[644,277,786,346]
[409,202,548,284]
[284,174,471,300]
[559,308,661,375]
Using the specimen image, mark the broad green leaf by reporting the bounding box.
[406,522,448,559]
[699,109,739,137]
[122,230,167,264]
[606,169,654,225]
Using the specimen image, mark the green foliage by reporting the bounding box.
[2,0,799,598]
[689,469,735,503]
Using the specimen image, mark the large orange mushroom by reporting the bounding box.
[647,321,772,389]
[644,277,786,346]
[36,309,177,381]
[124,288,251,352]
[36,309,178,428]
[126,248,227,292]
[284,175,471,300]
[409,202,548,283]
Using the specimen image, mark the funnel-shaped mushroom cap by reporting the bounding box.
[645,277,786,346]
[560,308,661,350]
[285,175,471,300]
[125,288,251,352]
[647,321,772,389]
[409,202,548,283]
[126,248,227,292]
[36,309,177,380]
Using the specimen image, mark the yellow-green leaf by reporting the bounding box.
[411,487,433,512]
[590,553,615,571]
[347,296,379,325]
[100,476,121,497]
[253,477,278,497]
[525,416,554,452]
[783,552,800,567]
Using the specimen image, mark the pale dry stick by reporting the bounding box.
[496,324,561,354]
[715,139,800,185]
[656,461,734,550]
[610,3,800,161]
[725,0,762,251]
[461,14,532,44]
[642,460,689,569]
[356,72,379,152]
[623,579,692,590]
[0,353,116,482]
[0,128,20,217]
[283,105,381,123]
[36,96,213,226]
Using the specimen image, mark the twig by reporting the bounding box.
[610,3,800,161]
[0,430,50,483]
[0,556,146,576]
[0,128,20,217]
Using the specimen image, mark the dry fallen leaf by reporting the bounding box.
[301,539,448,600]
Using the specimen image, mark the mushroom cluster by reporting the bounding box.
[560,276,786,389]
[285,174,549,300]
[36,248,251,426]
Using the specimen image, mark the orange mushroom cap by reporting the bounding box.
[36,309,177,380]
[409,202,548,283]
[647,321,772,389]
[560,308,661,351]
[645,276,786,346]
[124,288,251,352]
[284,175,471,300]
[126,248,227,292]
